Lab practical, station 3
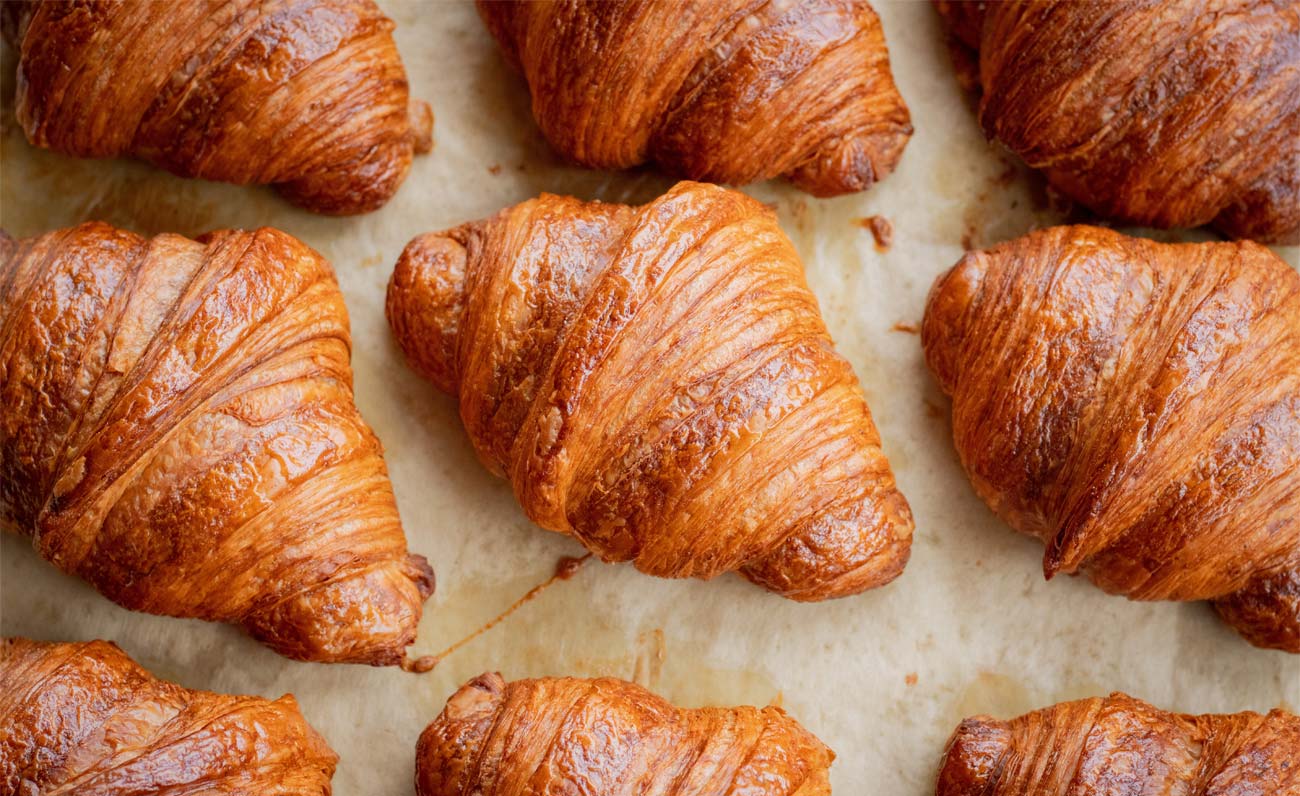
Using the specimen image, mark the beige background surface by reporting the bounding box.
[2,2,1297,794]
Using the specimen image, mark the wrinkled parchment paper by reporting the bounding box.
[2,3,1297,794]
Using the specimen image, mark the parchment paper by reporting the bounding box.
[2,3,1297,794]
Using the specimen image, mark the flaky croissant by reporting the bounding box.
[477,0,911,197]
[386,181,913,600]
[417,672,833,796]
[1,637,337,795]
[922,225,1300,651]
[1,0,432,215]
[937,692,1300,795]
[0,222,434,665]
[934,0,1300,244]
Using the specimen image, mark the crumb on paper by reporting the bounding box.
[905,673,918,687]
[892,321,919,334]
[359,253,383,269]
[488,163,502,175]
[857,215,893,251]
[924,398,945,420]
[769,691,784,708]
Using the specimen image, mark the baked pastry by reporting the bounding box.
[934,0,1300,244]
[387,181,914,600]
[938,692,1300,795]
[1,0,432,215]
[1,222,434,665]
[416,672,833,795]
[0,637,337,795]
[477,0,912,196]
[922,225,1300,651]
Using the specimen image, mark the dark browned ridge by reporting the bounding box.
[934,0,1300,243]
[1,0,432,215]
[1,222,434,665]
[387,181,914,602]
[478,0,912,196]
[923,225,1300,652]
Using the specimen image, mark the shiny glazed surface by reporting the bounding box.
[386,181,914,601]
[416,672,833,796]
[0,637,337,796]
[937,692,1300,795]
[935,0,1300,244]
[477,0,912,197]
[0,222,434,665]
[922,225,1300,651]
[1,0,432,215]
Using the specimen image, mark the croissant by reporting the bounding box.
[922,225,1300,651]
[934,0,1300,244]
[416,672,833,796]
[937,692,1300,795]
[477,0,912,197]
[386,181,914,600]
[0,222,434,665]
[0,0,432,215]
[1,637,337,795]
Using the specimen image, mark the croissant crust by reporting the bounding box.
[417,672,834,796]
[1,0,433,215]
[0,637,338,796]
[387,181,913,601]
[477,0,911,196]
[938,692,1300,796]
[1,222,434,665]
[922,225,1300,651]
[934,0,1300,243]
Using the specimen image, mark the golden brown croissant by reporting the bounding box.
[937,692,1300,795]
[386,181,913,600]
[1,0,432,215]
[417,672,833,796]
[0,222,434,665]
[922,225,1300,651]
[477,0,912,197]
[1,637,337,795]
[934,0,1300,244]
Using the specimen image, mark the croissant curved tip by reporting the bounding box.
[922,251,988,397]
[387,231,471,395]
[936,716,1012,796]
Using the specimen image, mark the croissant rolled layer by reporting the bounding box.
[922,225,1300,651]
[387,181,913,600]
[934,0,1300,244]
[937,692,1300,795]
[1,0,432,215]
[0,637,338,795]
[417,673,833,796]
[478,0,911,197]
[0,222,434,665]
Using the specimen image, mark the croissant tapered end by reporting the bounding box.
[922,225,1300,651]
[937,694,1300,795]
[935,717,1012,796]
[477,0,911,197]
[416,674,834,796]
[1213,570,1300,654]
[0,222,434,665]
[387,182,913,600]
[0,637,338,794]
[387,229,471,396]
[5,0,431,215]
[933,0,1300,243]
